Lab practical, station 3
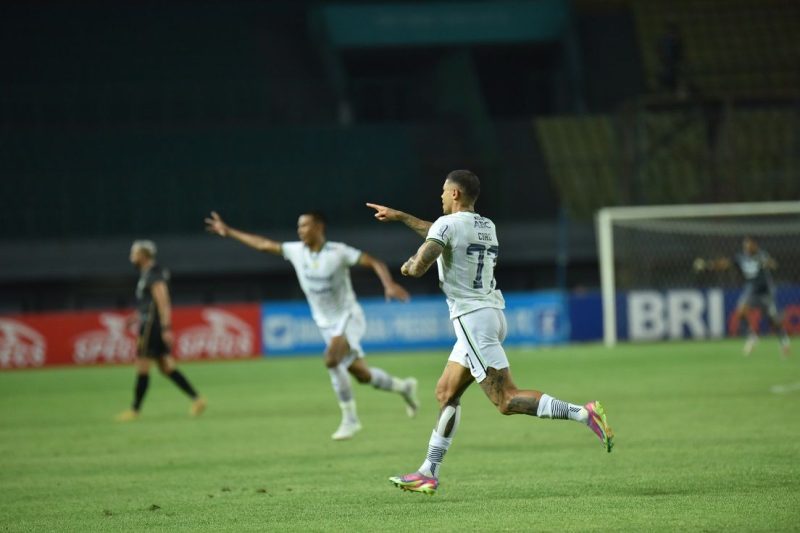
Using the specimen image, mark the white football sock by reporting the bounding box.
[536,394,588,423]
[328,364,353,403]
[338,399,358,425]
[418,405,460,478]
[369,367,406,393]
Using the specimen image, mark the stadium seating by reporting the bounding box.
[538,103,799,217]
[633,0,800,98]
[535,115,619,218]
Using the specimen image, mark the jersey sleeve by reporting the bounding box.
[144,266,169,293]
[281,241,303,263]
[339,243,363,266]
[426,217,453,248]
[149,267,167,285]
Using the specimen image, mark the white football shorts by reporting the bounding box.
[449,307,509,383]
[319,305,366,366]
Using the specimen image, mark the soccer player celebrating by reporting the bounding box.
[367,170,613,495]
[205,211,419,440]
[117,240,206,421]
[694,236,790,357]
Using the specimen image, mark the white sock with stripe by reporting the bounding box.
[418,405,461,479]
[536,394,588,423]
[369,367,407,393]
[328,364,358,424]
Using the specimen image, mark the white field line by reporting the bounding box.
[770,382,800,394]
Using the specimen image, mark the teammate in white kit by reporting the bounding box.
[368,170,613,495]
[205,210,419,440]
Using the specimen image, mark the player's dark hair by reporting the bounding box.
[446,170,480,203]
[303,210,327,225]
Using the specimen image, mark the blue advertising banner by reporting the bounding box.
[620,285,800,341]
[567,285,800,342]
[261,291,569,356]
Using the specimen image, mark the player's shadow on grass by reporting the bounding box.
[624,486,700,497]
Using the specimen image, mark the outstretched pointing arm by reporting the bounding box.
[204,211,282,255]
[366,203,432,239]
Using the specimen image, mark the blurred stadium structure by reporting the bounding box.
[1,0,798,314]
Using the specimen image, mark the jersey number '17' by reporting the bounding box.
[466,244,498,289]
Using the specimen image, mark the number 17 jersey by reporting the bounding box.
[426,211,505,319]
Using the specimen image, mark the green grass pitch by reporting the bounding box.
[1,340,799,531]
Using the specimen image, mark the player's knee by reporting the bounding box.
[352,369,371,384]
[436,384,453,407]
[435,384,459,408]
[323,351,338,368]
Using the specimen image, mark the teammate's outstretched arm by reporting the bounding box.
[366,203,432,238]
[693,256,731,272]
[401,240,443,278]
[359,253,411,302]
[204,211,282,255]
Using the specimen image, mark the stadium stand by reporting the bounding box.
[633,0,800,98]
[2,0,796,312]
[539,0,799,218]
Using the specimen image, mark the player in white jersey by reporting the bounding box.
[205,210,419,440]
[368,170,613,495]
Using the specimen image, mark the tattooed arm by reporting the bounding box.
[366,203,432,238]
[401,240,443,277]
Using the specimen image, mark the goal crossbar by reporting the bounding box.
[595,201,800,347]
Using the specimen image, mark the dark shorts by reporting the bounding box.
[138,323,169,359]
[737,284,778,318]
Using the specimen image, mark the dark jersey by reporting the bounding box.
[734,250,774,293]
[136,264,169,333]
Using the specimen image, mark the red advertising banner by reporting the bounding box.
[0,304,261,369]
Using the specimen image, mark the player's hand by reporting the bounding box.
[204,211,229,237]
[161,329,174,350]
[366,203,403,222]
[385,282,410,302]
[400,258,414,277]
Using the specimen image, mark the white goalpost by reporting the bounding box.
[595,201,800,347]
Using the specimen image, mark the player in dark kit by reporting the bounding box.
[695,236,790,357]
[116,240,207,421]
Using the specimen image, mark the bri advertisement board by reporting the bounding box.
[0,304,261,369]
[567,285,800,342]
[621,285,800,341]
[261,291,570,356]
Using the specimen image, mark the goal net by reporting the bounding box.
[596,202,800,346]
